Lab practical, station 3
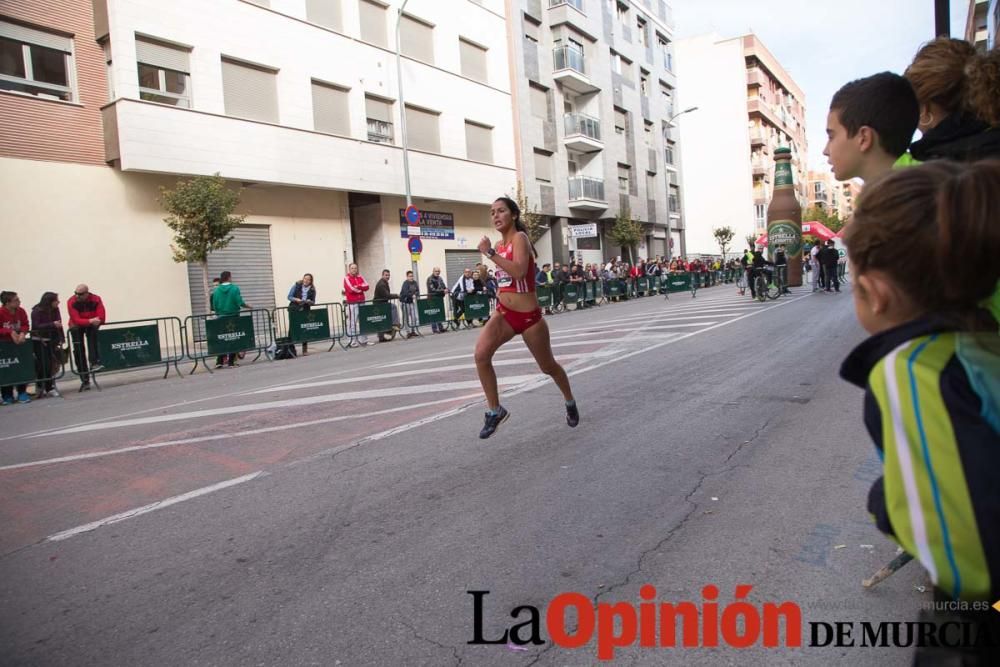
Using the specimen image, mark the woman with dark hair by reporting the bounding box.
[473,196,578,439]
[287,273,316,355]
[31,292,64,398]
[1,291,31,404]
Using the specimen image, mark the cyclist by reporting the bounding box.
[748,246,774,299]
[474,197,579,438]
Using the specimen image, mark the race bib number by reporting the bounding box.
[496,269,513,288]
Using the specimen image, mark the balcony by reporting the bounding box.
[563,112,602,152]
[751,158,767,176]
[367,119,394,144]
[567,176,607,210]
[552,46,599,94]
[746,68,764,87]
[549,0,584,11]
[749,128,765,146]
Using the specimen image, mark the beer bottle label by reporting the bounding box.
[774,162,794,188]
[767,220,802,256]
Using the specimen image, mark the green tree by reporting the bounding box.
[159,174,246,312]
[803,204,844,233]
[712,226,735,261]
[610,205,643,263]
[515,181,547,244]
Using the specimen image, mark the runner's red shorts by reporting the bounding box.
[497,303,543,335]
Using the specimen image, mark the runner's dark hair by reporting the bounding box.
[495,196,537,257]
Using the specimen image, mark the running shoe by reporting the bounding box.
[566,401,580,428]
[479,406,510,439]
[1,397,13,406]
[17,392,31,403]
[48,388,62,398]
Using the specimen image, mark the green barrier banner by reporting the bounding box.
[536,285,552,308]
[608,281,622,297]
[464,294,491,320]
[206,315,256,355]
[416,296,446,324]
[358,303,394,335]
[0,341,35,386]
[636,276,649,294]
[563,283,580,302]
[289,308,331,342]
[584,281,595,301]
[98,325,162,370]
[665,273,693,292]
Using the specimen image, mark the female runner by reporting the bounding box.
[474,196,579,438]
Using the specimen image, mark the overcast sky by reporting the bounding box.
[670,0,969,171]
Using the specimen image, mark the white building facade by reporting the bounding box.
[3,0,516,322]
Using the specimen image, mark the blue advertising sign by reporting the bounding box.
[399,209,455,240]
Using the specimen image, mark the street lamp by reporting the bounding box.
[664,106,698,263]
[395,0,418,284]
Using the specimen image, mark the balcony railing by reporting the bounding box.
[549,0,584,10]
[553,45,585,74]
[563,112,601,141]
[568,175,605,201]
[367,119,394,144]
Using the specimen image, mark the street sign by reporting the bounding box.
[407,236,423,253]
[411,252,421,262]
[405,204,420,225]
[568,223,598,238]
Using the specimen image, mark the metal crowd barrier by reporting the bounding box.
[1,335,67,395]
[184,309,274,373]
[66,317,185,389]
[272,302,346,352]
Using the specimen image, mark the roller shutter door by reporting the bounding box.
[188,225,276,315]
[444,250,483,290]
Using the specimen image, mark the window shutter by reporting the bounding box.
[305,0,342,31]
[365,96,392,122]
[533,150,552,182]
[135,37,190,73]
[464,121,492,163]
[359,0,388,47]
[405,105,440,153]
[400,14,434,63]
[459,39,487,83]
[221,58,278,123]
[529,84,548,119]
[312,81,350,135]
[0,21,72,52]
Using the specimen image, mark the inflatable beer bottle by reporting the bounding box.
[767,147,802,286]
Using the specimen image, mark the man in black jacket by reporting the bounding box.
[773,244,790,294]
[426,267,448,333]
[373,269,398,341]
[399,270,420,338]
[819,241,840,293]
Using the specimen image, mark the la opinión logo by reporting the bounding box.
[469,585,801,660]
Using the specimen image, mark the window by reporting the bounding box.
[523,15,540,42]
[400,14,434,64]
[359,0,387,47]
[665,141,675,165]
[754,203,766,224]
[669,186,680,213]
[657,33,671,70]
[365,95,393,143]
[306,0,343,32]
[312,79,349,135]
[459,38,487,83]
[618,163,631,192]
[614,108,627,135]
[636,16,647,46]
[643,120,653,146]
[639,70,649,96]
[465,120,493,163]
[0,21,74,101]
[619,54,633,83]
[533,149,552,182]
[221,57,277,122]
[136,37,191,107]
[405,104,439,153]
[102,40,114,100]
[529,83,548,119]
[616,2,628,23]
[645,171,656,197]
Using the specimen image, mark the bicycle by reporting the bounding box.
[752,268,769,303]
[767,266,784,300]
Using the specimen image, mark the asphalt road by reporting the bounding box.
[0,282,931,665]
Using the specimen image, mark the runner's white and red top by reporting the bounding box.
[495,238,536,294]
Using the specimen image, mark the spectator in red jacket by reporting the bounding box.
[0,290,31,404]
[342,263,370,347]
[67,284,105,390]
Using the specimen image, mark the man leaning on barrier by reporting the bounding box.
[67,284,105,390]
[426,267,448,334]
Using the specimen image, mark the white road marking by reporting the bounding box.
[46,471,265,541]
[33,376,543,437]
[550,322,717,340]
[1,395,481,472]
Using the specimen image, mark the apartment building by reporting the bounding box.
[807,169,861,224]
[509,0,686,266]
[965,0,991,51]
[675,33,807,256]
[1,0,515,322]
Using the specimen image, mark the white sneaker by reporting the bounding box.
[48,388,61,398]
